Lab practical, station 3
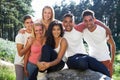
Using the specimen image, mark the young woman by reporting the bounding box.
[35,5,55,31]
[37,20,68,73]
[14,15,33,80]
[24,23,45,80]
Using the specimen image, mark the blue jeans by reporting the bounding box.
[25,62,38,80]
[67,53,110,77]
[40,45,65,73]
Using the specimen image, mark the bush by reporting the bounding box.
[0,66,15,80]
[113,52,120,79]
[0,38,16,63]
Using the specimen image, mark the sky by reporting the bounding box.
[31,0,80,20]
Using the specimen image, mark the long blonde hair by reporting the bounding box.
[31,23,45,38]
[42,6,55,21]
[41,6,55,30]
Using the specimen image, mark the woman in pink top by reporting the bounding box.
[24,23,45,80]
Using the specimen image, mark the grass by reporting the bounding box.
[0,66,15,80]
[112,52,120,80]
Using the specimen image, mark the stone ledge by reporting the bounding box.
[45,69,111,80]
[0,60,111,80]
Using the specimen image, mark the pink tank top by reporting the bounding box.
[29,44,42,64]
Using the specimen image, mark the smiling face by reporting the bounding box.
[52,25,61,38]
[24,18,33,31]
[83,15,95,29]
[34,26,43,37]
[82,10,96,29]
[43,7,52,21]
[63,16,74,32]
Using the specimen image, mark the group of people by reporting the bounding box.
[14,5,116,80]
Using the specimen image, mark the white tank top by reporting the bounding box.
[54,38,62,53]
[54,38,67,62]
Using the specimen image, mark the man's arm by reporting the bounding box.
[75,19,112,35]
[95,19,111,36]
[107,35,116,64]
[74,22,86,32]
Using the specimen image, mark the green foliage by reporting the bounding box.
[0,0,33,41]
[0,38,16,63]
[112,52,120,79]
[0,66,15,80]
[54,0,92,23]
[0,38,16,80]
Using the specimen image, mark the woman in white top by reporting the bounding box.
[14,15,34,80]
[37,20,68,73]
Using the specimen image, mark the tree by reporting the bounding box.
[53,0,120,50]
[0,0,33,41]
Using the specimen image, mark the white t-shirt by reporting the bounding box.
[83,25,111,61]
[64,28,87,58]
[14,32,31,66]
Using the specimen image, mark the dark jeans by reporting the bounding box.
[66,53,110,77]
[40,45,65,73]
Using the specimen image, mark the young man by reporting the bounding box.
[62,13,110,77]
[82,10,116,77]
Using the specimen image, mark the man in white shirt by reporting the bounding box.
[82,10,116,77]
[62,13,110,77]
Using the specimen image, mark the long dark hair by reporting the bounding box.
[45,20,64,49]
